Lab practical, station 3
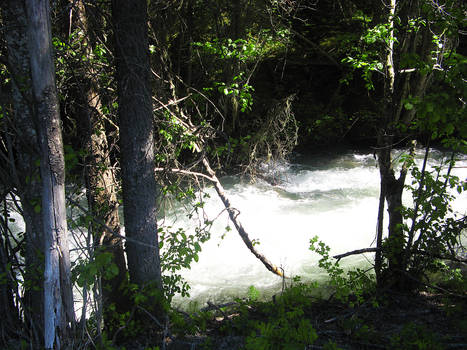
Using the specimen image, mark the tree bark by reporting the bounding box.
[25,0,75,347]
[375,0,438,290]
[0,198,20,342]
[74,0,128,319]
[112,0,163,290]
[1,0,45,340]
[375,0,404,288]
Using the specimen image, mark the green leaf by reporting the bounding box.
[445,123,454,135]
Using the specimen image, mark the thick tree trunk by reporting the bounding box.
[1,0,45,340]
[25,0,74,347]
[112,0,163,290]
[75,0,128,319]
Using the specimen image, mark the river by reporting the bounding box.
[165,147,467,308]
[5,147,467,313]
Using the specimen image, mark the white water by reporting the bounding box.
[165,148,467,307]
[5,148,467,313]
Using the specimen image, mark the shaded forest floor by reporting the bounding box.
[120,285,467,350]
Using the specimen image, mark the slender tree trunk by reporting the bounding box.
[112,0,163,291]
[25,0,74,347]
[376,0,407,288]
[375,0,437,290]
[374,178,386,283]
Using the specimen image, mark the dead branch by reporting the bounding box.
[199,155,285,277]
[152,103,286,277]
[333,248,379,261]
[154,167,215,182]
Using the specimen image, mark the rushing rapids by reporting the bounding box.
[5,148,467,313]
[169,148,467,307]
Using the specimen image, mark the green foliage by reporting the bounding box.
[63,144,85,175]
[159,225,210,300]
[247,285,260,302]
[156,184,214,302]
[72,250,119,288]
[193,38,261,62]
[168,302,218,337]
[211,281,319,349]
[242,285,318,350]
[309,236,375,307]
[244,317,317,350]
[430,260,467,292]
[96,332,121,350]
[403,52,467,150]
[211,135,251,157]
[340,11,387,90]
[102,282,168,339]
[156,112,199,163]
[400,153,466,280]
[213,73,255,113]
[52,29,112,90]
[323,341,343,350]
[389,322,444,350]
[193,36,259,115]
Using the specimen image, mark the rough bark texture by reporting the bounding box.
[112,0,163,288]
[2,0,44,339]
[25,0,74,347]
[75,0,128,316]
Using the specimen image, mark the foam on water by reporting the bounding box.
[169,149,467,307]
[4,148,466,312]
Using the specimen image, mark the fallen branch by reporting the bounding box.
[200,156,285,277]
[151,92,285,277]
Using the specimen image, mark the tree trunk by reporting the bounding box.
[2,0,44,341]
[0,198,20,342]
[112,0,163,291]
[375,0,437,290]
[25,0,75,347]
[375,0,407,288]
[74,0,128,320]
